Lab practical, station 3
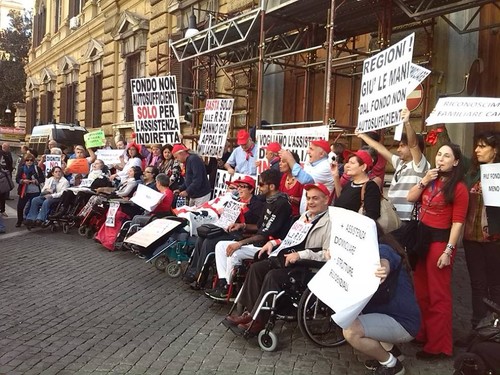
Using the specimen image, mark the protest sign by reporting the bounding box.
[131,76,181,145]
[408,63,430,93]
[96,149,124,166]
[66,158,90,174]
[357,33,415,133]
[213,198,244,229]
[197,99,234,158]
[308,207,380,328]
[105,202,120,227]
[255,125,329,163]
[130,184,165,212]
[212,170,256,199]
[480,163,500,207]
[125,219,183,247]
[270,219,313,257]
[426,97,500,125]
[84,130,106,148]
[45,154,62,175]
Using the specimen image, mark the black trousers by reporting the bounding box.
[187,232,237,277]
[17,193,39,224]
[463,240,500,327]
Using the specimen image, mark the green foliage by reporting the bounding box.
[0,9,32,123]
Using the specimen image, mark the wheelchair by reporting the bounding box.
[228,260,345,351]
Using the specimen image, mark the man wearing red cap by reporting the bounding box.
[223,183,331,334]
[224,130,257,176]
[279,139,334,214]
[257,142,281,173]
[172,144,212,206]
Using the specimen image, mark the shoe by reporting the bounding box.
[454,331,478,348]
[137,253,147,260]
[237,319,265,336]
[189,281,201,290]
[373,359,405,375]
[224,312,252,327]
[41,221,51,228]
[416,351,450,360]
[183,273,197,284]
[1,212,7,217]
[365,345,404,370]
[23,219,34,229]
[207,285,229,301]
[35,220,43,227]
[15,222,22,228]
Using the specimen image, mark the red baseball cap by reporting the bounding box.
[172,144,188,155]
[227,175,256,189]
[304,183,330,197]
[262,142,281,153]
[311,139,330,154]
[347,150,373,169]
[236,130,251,145]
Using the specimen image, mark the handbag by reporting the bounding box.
[475,311,500,343]
[0,169,14,194]
[359,182,401,233]
[197,223,226,239]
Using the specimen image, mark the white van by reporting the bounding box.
[28,123,87,154]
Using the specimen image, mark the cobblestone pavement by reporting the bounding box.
[0,200,473,375]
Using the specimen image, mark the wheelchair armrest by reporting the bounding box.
[295,259,325,270]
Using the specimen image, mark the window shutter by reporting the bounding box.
[60,86,67,123]
[94,74,102,127]
[40,93,47,124]
[85,76,93,127]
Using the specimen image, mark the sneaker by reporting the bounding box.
[207,285,229,301]
[365,346,404,371]
[373,359,405,375]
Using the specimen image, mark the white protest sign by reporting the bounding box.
[308,207,380,329]
[357,33,415,132]
[198,99,234,158]
[480,163,500,207]
[131,76,181,145]
[408,63,431,92]
[270,219,313,257]
[426,97,500,125]
[125,218,183,248]
[45,154,62,175]
[213,198,244,229]
[212,170,256,199]
[255,125,329,163]
[96,149,124,166]
[105,202,120,227]
[130,184,165,212]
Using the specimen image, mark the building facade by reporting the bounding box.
[24,0,499,149]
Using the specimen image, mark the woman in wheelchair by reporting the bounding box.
[342,228,420,375]
[223,183,331,335]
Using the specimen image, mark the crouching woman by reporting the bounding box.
[343,230,421,375]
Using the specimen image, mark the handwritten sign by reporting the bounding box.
[308,207,380,328]
[198,99,234,158]
[45,154,62,175]
[255,125,329,163]
[131,76,181,145]
[84,130,106,148]
[96,149,125,166]
[357,33,415,132]
[213,198,244,229]
[426,97,500,125]
[480,163,500,207]
[130,184,165,212]
[66,158,90,175]
[270,219,313,256]
[125,219,183,248]
[213,170,256,199]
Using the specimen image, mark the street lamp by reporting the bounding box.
[4,107,12,126]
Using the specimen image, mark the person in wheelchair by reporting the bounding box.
[184,176,264,289]
[223,183,331,335]
[343,227,420,375]
[207,169,292,300]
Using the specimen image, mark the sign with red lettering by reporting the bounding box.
[131,76,181,145]
[197,99,234,158]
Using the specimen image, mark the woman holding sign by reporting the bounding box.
[407,143,468,359]
[459,132,500,344]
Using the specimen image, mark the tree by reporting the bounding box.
[0,10,32,125]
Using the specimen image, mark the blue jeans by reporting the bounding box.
[0,214,5,233]
[26,196,60,221]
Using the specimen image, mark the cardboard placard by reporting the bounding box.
[197,99,234,158]
[66,158,90,174]
[84,130,106,148]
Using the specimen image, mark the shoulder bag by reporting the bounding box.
[359,182,401,233]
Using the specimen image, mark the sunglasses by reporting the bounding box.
[237,184,251,189]
[25,159,34,162]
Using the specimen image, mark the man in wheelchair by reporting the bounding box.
[224,183,331,335]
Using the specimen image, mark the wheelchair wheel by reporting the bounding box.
[78,226,87,237]
[62,223,70,234]
[85,227,93,239]
[258,330,278,352]
[166,262,182,278]
[50,224,57,232]
[297,287,345,347]
[154,255,169,272]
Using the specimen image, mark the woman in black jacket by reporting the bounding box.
[15,155,45,227]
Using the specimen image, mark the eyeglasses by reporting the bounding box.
[237,184,251,189]
[25,159,34,162]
